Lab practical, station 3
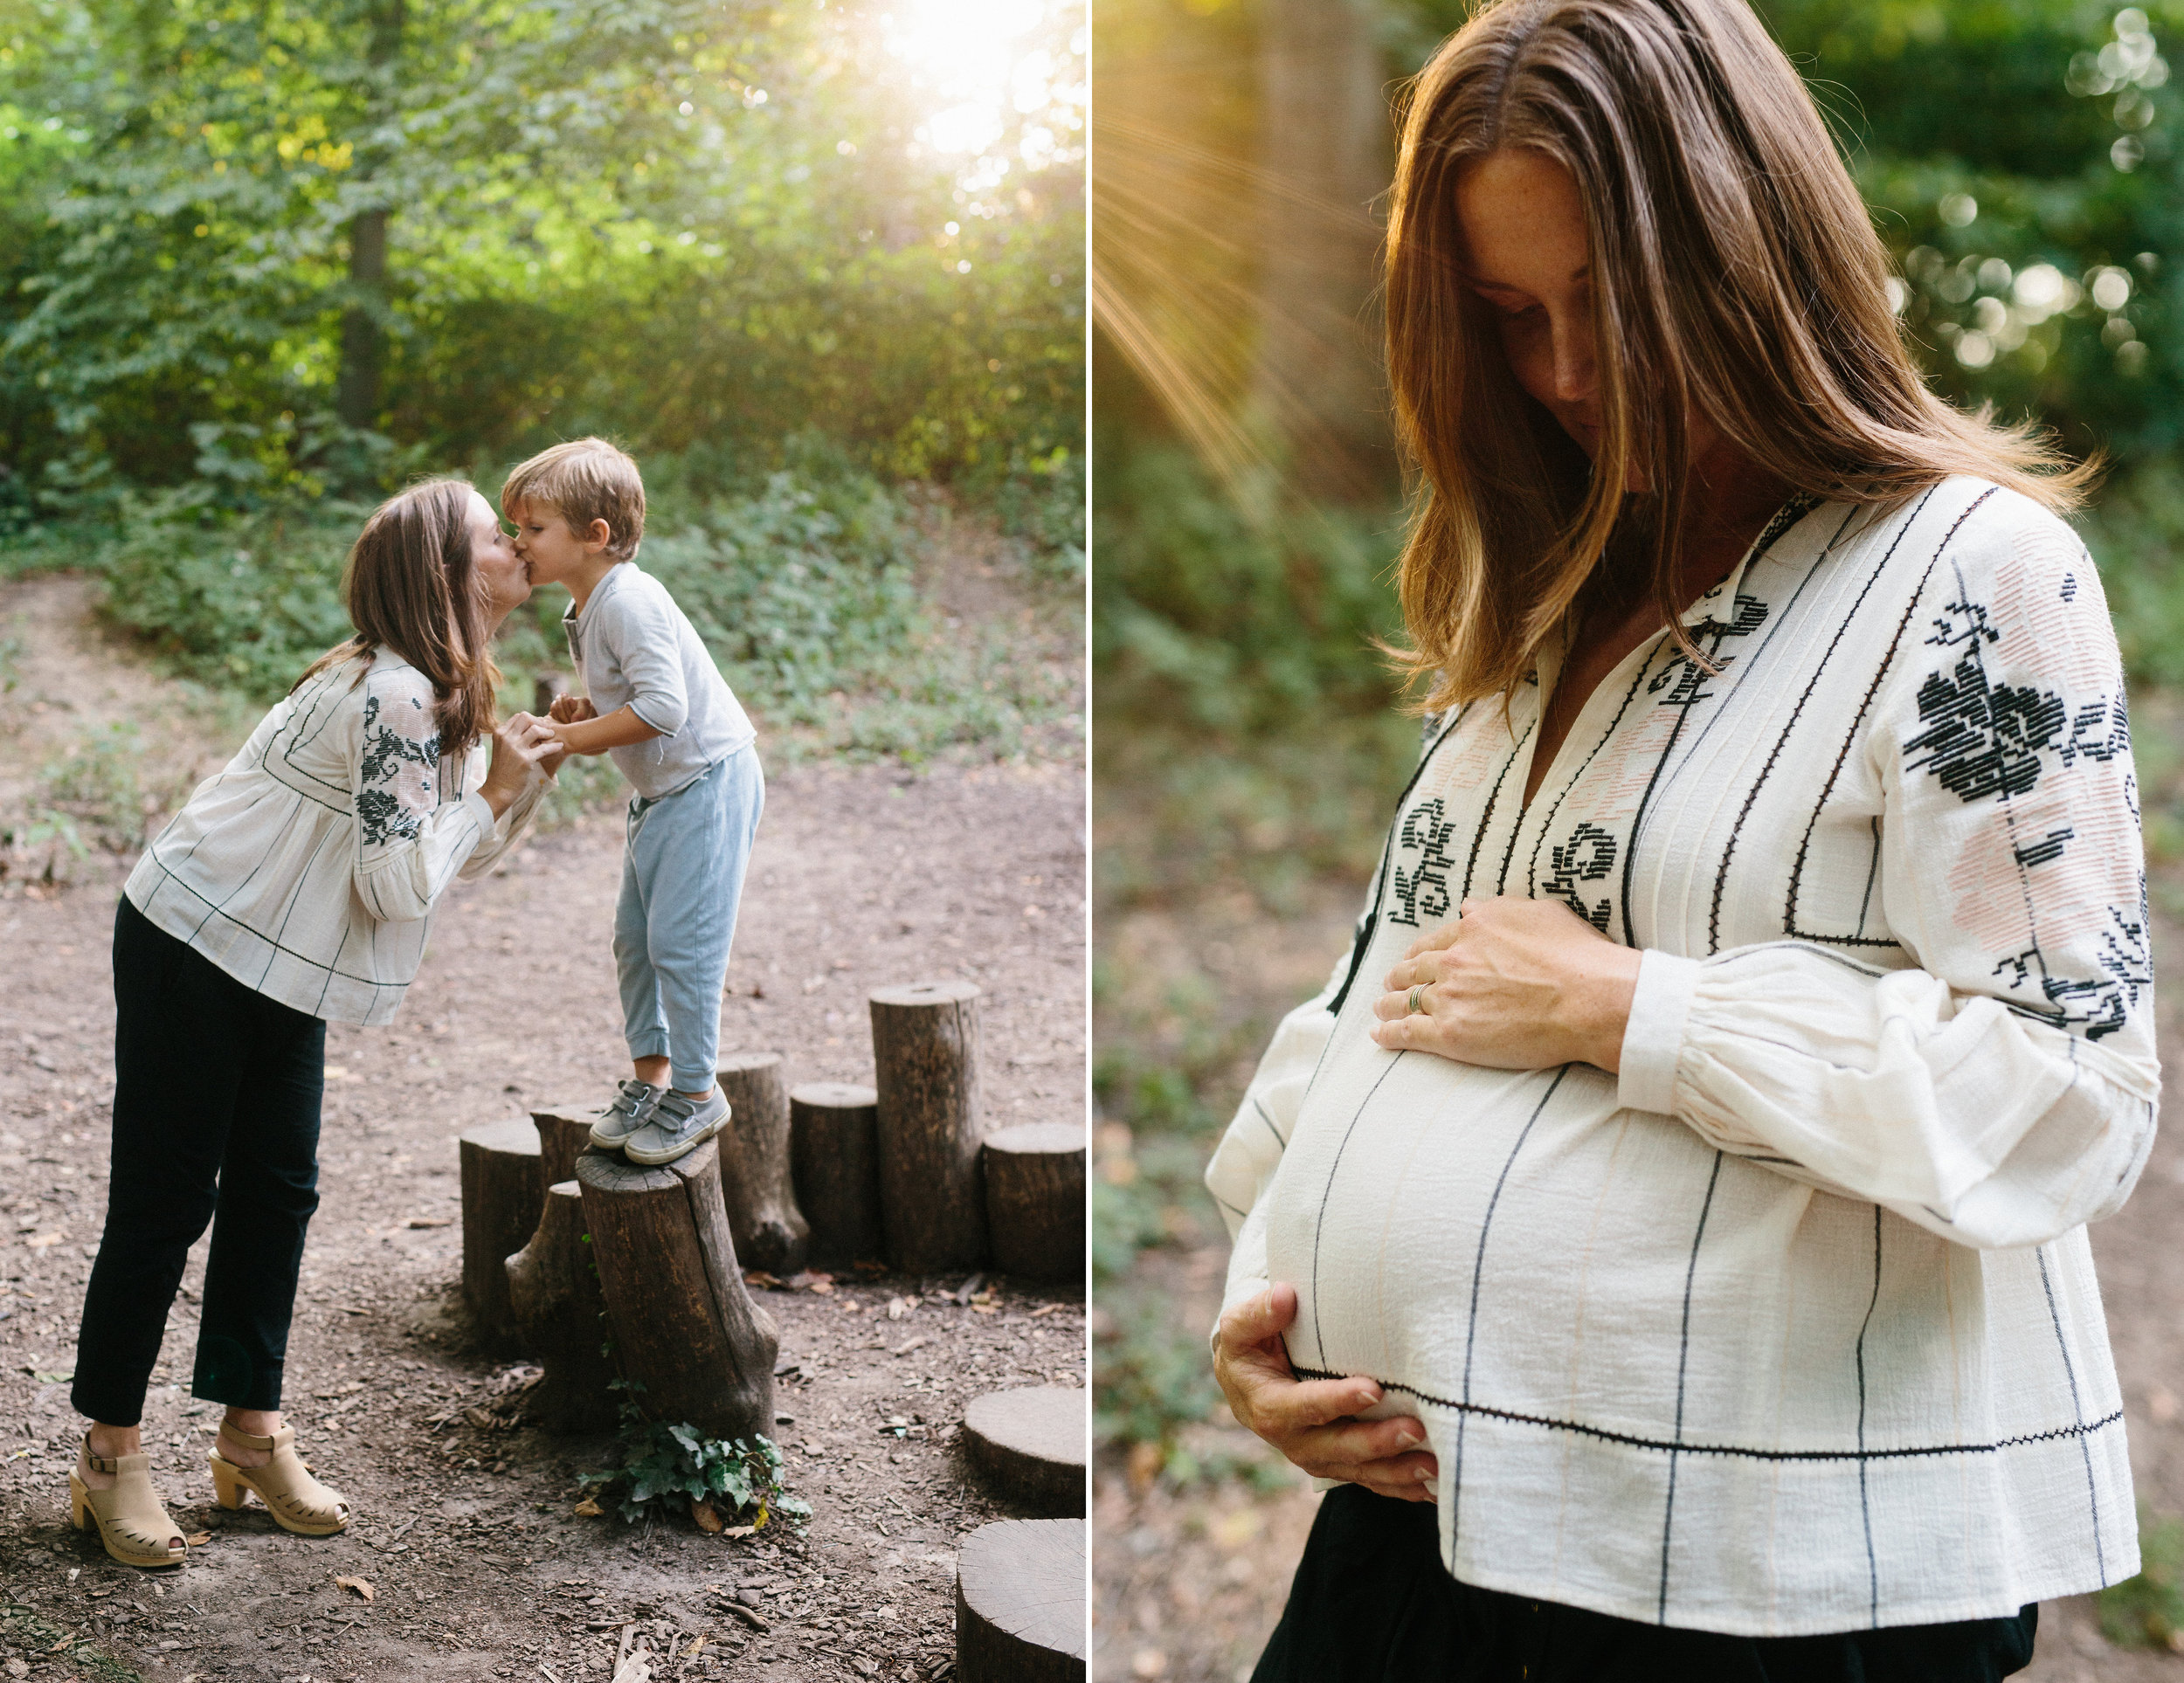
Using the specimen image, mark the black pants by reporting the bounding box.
[72,897,326,1426]
[1254,1485,2038,1683]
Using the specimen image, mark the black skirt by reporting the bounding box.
[1252,1485,2038,1683]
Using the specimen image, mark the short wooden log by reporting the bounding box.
[505,1182,620,1433]
[458,1118,544,1355]
[870,981,986,1274]
[576,1139,778,1442]
[529,1100,600,1188]
[962,1387,1087,1517]
[790,1082,883,1266]
[715,1052,810,1274]
[982,1123,1085,1285]
[954,1518,1086,1683]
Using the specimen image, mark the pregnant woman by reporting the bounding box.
[67,478,557,1568]
[1206,1,2159,1677]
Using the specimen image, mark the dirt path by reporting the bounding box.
[0,575,1087,1682]
[1092,899,2184,1683]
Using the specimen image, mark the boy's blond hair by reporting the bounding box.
[501,438,646,561]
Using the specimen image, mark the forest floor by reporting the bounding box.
[0,555,1087,1683]
[1090,735,2184,1683]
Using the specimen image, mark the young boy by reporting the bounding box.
[503,438,763,1166]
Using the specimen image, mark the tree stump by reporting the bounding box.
[982,1123,1085,1284]
[790,1082,883,1266]
[962,1387,1087,1517]
[954,1518,1086,1682]
[459,1118,545,1354]
[576,1139,778,1442]
[869,981,986,1273]
[715,1052,810,1274]
[505,1183,620,1433]
[529,1100,600,1187]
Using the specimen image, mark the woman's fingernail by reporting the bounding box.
[1396,1425,1423,1447]
[1415,1464,1434,1480]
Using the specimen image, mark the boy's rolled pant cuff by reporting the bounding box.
[670,1066,715,1096]
[625,1033,671,1062]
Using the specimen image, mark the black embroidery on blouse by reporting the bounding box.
[357,691,439,847]
[1997,893,2154,1042]
[1902,597,2066,803]
[1390,797,1460,928]
[1543,822,1617,933]
[1647,595,1769,711]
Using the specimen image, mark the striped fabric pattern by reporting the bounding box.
[126,647,545,1026]
[1206,477,2160,1636]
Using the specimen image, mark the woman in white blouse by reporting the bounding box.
[1206,1,2157,1676]
[66,478,556,1568]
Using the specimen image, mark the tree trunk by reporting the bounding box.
[715,1052,809,1274]
[954,1518,1087,1682]
[335,0,405,431]
[961,1388,1088,1517]
[869,981,986,1274]
[789,1081,882,1267]
[458,1117,544,1355]
[529,1100,599,1188]
[576,1139,778,1442]
[1250,0,1392,498]
[505,1183,620,1433]
[982,1123,1085,1285]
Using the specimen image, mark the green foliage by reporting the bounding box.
[0,0,1084,503]
[2097,1509,2184,1649]
[581,1412,811,1530]
[71,444,1076,767]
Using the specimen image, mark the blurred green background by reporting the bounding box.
[0,0,1085,808]
[1092,0,2184,1673]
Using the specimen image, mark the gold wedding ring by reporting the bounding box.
[1407,984,1427,1015]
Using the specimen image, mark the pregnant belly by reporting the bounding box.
[1261,1049,1742,1426]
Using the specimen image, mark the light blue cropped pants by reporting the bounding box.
[614,746,764,1093]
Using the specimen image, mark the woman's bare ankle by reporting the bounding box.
[217,1408,280,1467]
[79,1422,138,1488]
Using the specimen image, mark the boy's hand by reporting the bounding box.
[549,694,598,726]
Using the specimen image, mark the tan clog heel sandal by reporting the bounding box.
[207,1424,352,1536]
[70,1433,187,1569]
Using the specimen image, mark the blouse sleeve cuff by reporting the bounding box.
[460,790,496,838]
[1616,948,1704,1116]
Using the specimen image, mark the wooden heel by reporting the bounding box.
[69,1473,91,1531]
[208,1459,246,1511]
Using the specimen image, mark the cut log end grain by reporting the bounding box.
[458,1118,545,1355]
[981,1122,1086,1286]
[954,1518,1086,1682]
[960,1387,1088,1518]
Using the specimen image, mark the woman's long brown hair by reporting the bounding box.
[1386,0,2096,712]
[294,478,500,756]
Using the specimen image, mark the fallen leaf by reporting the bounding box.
[1030,1304,1063,1318]
[891,1336,929,1355]
[25,1234,59,1249]
[402,1217,453,1230]
[574,1498,604,1517]
[721,1523,757,1539]
[743,1270,783,1289]
[463,1406,496,1429]
[335,1576,374,1603]
[690,1498,723,1534]
[184,1531,211,1547]
[681,1634,706,1659]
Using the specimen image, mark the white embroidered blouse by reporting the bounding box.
[1206,477,2160,1636]
[126,646,547,1026]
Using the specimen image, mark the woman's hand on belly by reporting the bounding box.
[1370,895,1640,1073]
[1213,1283,1439,1502]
